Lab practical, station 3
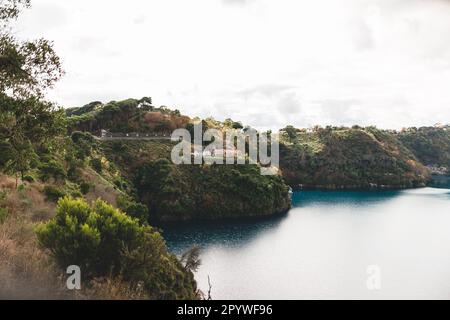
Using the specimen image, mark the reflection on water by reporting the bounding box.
[163,188,450,300]
[162,215,286,254]
[430,175,450,189]
[291,190,402,207]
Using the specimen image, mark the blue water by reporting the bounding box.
[163,188,450,299]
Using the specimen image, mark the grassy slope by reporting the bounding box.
[0,172,140,299]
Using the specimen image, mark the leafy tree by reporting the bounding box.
[39,159,67,182]
[36,197,198,299]
[117,195,149,223]
[134,159,172,196]
[90,158,102,173]
[0,0,65,183]
[283,125,298,142]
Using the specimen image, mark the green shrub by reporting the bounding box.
[90,158,102,173]
[0,141,13,168]
[70,190,83,198]
[0,207,8,224]
[23,175,35,183]
[70,131,97,160]
[43,185,66,202]
[39,160,67,182]
[79,182,91,195]
[0,190,7,202]
[67,166,82,182]
[117,195,149,223]
[36,198,197,299]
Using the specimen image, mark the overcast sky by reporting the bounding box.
[13,0,450,130]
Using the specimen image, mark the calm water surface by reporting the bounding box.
[163,187,450,299]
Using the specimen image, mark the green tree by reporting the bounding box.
[0,0,65,183]
[36,197,198,299]
[283,125,298,142]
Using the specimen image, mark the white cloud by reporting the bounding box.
[13,0,450,130]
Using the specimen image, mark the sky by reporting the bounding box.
[12,0,450,130]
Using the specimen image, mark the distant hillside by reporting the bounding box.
[398,126,450,171]
[279,126,430,189]
[69,98,450,192]
[66,98,190,135]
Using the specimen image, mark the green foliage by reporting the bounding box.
[36,197,197,299]
[67,165,82,182]
[117,195,149,223]
[282,125,299,143]
[69,131,97,162]
[134,159,172,196]
[22,174,35,183]
[79,181,91,195]
[1,0,65,180]
[43,185,66,202]
[279,127,429,189]
[0,189,8,223]
[129,155,291,221]
[66,97,192,135]
[398,126,450,170]
[0,207,7,224]
[0,141,13,168]
[39,160,67,182]
[2,138,39,180]
[223,118,243,130]
[90,158,102,173]
[66,101,102,117]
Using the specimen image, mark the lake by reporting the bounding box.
[163,187,450,299]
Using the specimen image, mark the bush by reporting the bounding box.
[0,141,13,168]
[117,195,149,223]
[80,182,91,195]
[71,131,97,161]
[67,166,83,182]
[23,175,35,183]
[43,185,66,202]
[36,198,197,299]
[39,160,67,182]
[90,158,102,173]
[0,207,8,224]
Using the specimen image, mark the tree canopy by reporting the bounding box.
[0,0,65,182]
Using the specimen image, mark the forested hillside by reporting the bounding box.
[398,126,450,171]
[279,126,431,189]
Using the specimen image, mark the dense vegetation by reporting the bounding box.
[0,0,198,300]
[66,98,190,135]
[398,126,450,170]
[68,100,292,222]
[279,126,431,189]
[36,197,197,299]
[101,139,291,221]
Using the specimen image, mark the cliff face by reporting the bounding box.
[279,127,430,189]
